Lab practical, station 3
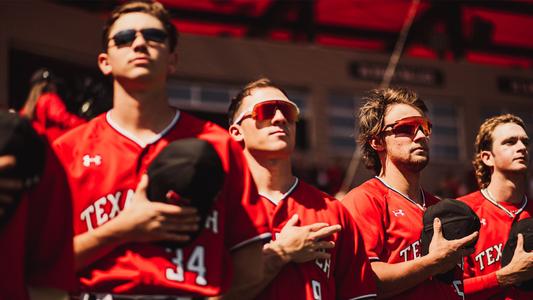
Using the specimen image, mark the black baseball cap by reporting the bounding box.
[420,198,481,283]
[147,138,225,247]
[501,218,533,291]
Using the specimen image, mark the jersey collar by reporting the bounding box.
[105,110,181,148]
[260,177,299,206]
[374,176,426,211]
[480,188,528,218]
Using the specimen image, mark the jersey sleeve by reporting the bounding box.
[25,147,76,291]
[39,93,86,129]
[341,187,385,261]
[223,139,271,250]
[335,204,377,300]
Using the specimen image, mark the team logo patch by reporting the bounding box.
[392,209,405,217]
[480,218,487,226]
[83,154,102,167]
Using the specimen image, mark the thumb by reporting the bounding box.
[134,174,149,202]
[516,233,525,254]
[432,217,443,240]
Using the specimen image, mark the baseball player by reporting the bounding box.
[341,87,477,299]
[459,114,533,299]
[52,1,270,298]
[0,113,75,300]
[227,78,377,300]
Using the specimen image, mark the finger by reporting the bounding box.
[165,214,201,225]
[309,251,332,260]
[311,224,342,240]
[161,222,199,233]
[306,222,331,232]
[0,178,24,191]
[156,232,191,243]
[312,241,336,250]
[456,231,479,247]
[0,155,16,172]
[283,214,299,229]
[154,202,198,216]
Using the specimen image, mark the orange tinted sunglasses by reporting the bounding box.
[381,116,432,137]
[233,100,300,125]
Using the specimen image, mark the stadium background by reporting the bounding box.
[0,0,531,196]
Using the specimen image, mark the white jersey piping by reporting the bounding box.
[259,177,300,206]
[480,188,527,218]
[374,176,426,211]
[105,110,181,148]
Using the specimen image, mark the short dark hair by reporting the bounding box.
[357,87,428,174]
[228,78,289,125]
[473,114,526,189]
[102,0,178,52]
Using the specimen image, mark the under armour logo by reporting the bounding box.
[392,209,405,217]
[82,154,102,167]
[480,218,487,226]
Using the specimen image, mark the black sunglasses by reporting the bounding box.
[110,28,168,47]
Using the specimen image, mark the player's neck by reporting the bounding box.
[379,164,422,204]
[244,151,296,202]
[110,81,176,142]
[485,171,527,204]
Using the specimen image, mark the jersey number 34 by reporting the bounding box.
[166,246,207,286]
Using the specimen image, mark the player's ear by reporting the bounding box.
[229,123,244,143]
[167,50,178,74]
[370,136,385,151]
[480,150,494,167]
[98,53,113,76]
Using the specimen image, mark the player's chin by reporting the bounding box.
[406,157,429,172]
[508,165,528,174]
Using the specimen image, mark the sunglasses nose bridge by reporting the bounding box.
[131,31,148,47]
[270,106,289,123]
[413,123,430,138]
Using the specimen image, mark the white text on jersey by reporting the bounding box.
[475,243,503,271]
[399,240,421,262]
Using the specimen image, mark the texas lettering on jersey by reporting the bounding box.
[399,240,422,262]
[80,189,220,236]
[474,243,503,271]
[80,189,134,231]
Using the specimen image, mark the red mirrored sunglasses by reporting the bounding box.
[381,116,432,137]
[233,100,300,124]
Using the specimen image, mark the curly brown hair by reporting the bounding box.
[102,0,178,52]
[357,87,428,174]
[473,114,526,189]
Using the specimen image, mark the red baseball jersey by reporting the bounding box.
[459,190,533,300]
[53,111,270,296]
[257,179,377,300]
[342,177,464,299]
[21,92,85,142]
[0,146,75,300]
